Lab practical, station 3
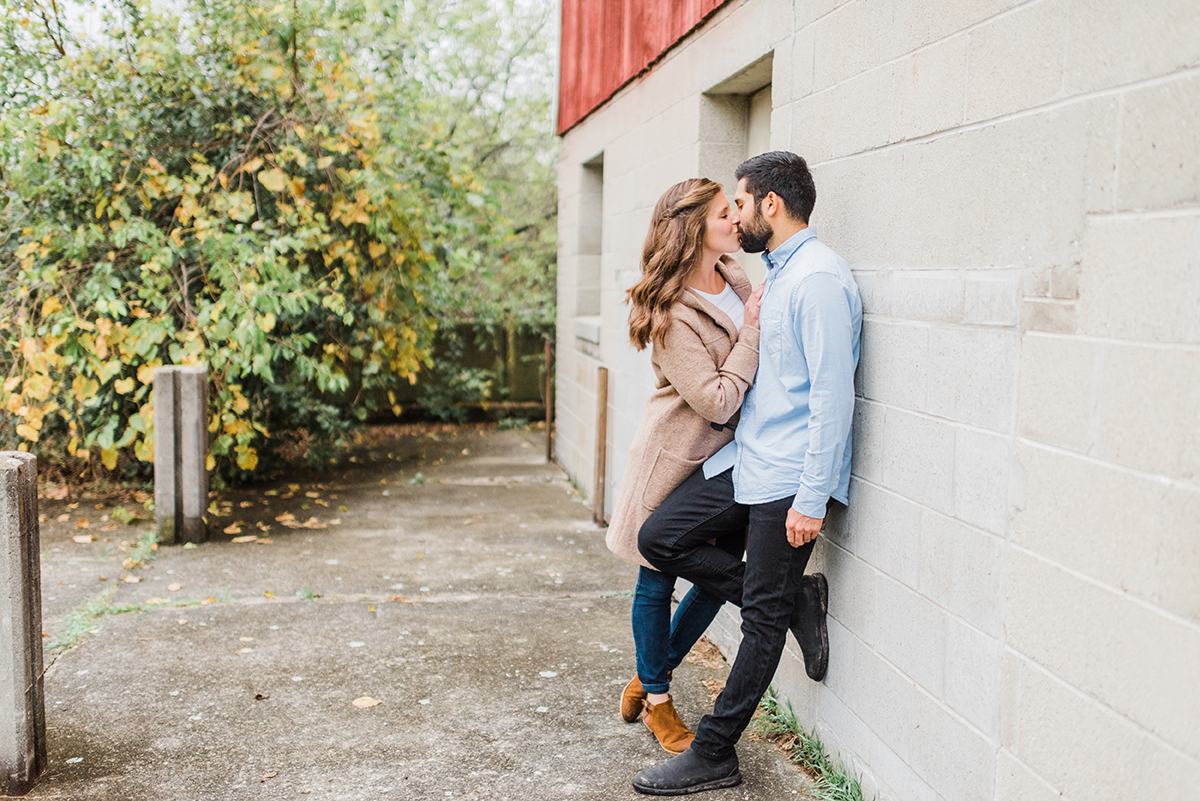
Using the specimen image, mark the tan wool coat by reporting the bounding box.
[606,256,760,569]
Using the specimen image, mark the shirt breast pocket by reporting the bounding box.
[759,302,786,358]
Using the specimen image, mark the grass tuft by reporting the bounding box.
[753,687,868,801]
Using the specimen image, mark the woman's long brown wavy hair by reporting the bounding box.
[626,178,723,351]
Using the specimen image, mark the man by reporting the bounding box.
[632,151,862,795]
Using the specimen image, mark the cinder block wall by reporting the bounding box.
[555,1,1200,799]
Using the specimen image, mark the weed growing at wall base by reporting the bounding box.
[753,687,868,801]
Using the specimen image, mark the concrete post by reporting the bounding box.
[0,452,45,795]
[154,366,209,545]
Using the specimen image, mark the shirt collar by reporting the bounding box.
[762,227,818,272]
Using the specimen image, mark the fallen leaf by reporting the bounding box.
[99,525,116,532]
[231,535,257,543]
[72,535,94,544]
[264,590,274,598]
[255,538,274,544]
[255,693,270,701]
[167,583,182,591]
[387,595,411,603]
[224,523,243,535]
[256,521,272,532]
[56,513,70,522]
[205,596,216,603]
[235,648,253,654]
[305,491,320,498]
[260,771,278,782]
[123,575,142,583]
[239,501,253,508]
[75,518,90,529]
[144,598,170,605]
[352,696,381,709]
[98,575,107,581]
[239,637,254,642]
[338,505,349,512]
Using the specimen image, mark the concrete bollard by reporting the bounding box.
[154,366,209,545]
[0,452,46,795]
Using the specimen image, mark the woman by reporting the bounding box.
[605,178,760,754]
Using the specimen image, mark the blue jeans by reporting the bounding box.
[632,567,725,694]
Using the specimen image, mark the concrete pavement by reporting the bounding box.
[23,425,813,800]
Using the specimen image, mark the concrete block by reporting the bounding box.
[1077,214,1200,345]
[852,269,890,317]
[815,679,875,769]
[698,93,749,146]
[850,399,885,485]
[817,100,1089,273]
[963,272,1021,326]
[891,35,968,141]
[1016,332,1098,453]
[1119,73,1200,211]
[927,326,1017,432]
[888,270,964,323]
[1137,733,1200,801]
[943,617,1001,736]
[1019,298,1077,334]
[1094,342,1200,482]
[870,574,948,696]
[0,452,45,795]
[995,749,1065,801]
[856,320,929,412]
[866,738,939,801]
[813,0,933,90]
[1012,440,1200,624]
[1004,654,1145,800]
[697,143,750,190]
[964,0,1067,123]
[919,509,1005,636]
[1022,265,1051,298]
[834,478,921,587]
[1065,0,1200,95]
[794,63,895,163]
[880,408,955,514]
[953,426,1011,535]
[930,0,1023,40]
[1084,96,1121,213]
[790,26,815,102]
[1048,263,1079,300]
[1007,549,1200,758]
[824,542,879,641]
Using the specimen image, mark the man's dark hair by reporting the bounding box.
[734,151,816,224]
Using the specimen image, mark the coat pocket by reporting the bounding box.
[640,448,706,512]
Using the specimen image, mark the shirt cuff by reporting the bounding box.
[791,486,829,518]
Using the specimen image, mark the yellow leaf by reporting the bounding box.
[368,242,386,260]
[224,523,243,534]
[259,169,286,193]
[206,453,216,471]
[45,139,60,160]
[41,297,62,317]
[236,446,259,471]
[2,376,19,392]
[76,518,90,529]
[241,157,264,174]
[15,424,39,442]
[100,447,118,470]
[114,377,135,394]
[352,697,382,709]
[256,313,276,333]
[317,156,333,169]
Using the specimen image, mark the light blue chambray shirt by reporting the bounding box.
[703,227,862,517]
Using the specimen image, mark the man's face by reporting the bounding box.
[734,177,772,254]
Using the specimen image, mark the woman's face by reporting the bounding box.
[702,192,741,256]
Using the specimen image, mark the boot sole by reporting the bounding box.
[632,771,742,795]
[808,573,829,682]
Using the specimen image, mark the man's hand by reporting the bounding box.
[786,508,823,547]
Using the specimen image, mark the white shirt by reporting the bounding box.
[690,282,745,331]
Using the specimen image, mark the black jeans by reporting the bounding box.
[638,467,815,762]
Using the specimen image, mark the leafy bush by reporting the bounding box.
[0,0,505,481]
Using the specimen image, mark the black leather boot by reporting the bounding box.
[632,748,741,795]
[789,572,829,681]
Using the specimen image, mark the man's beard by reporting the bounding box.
[738,215,772,254]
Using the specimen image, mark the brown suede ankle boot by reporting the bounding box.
[621,675,647,723]
[642,696,695,754]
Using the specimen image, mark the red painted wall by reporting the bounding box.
[558,0,731,134]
